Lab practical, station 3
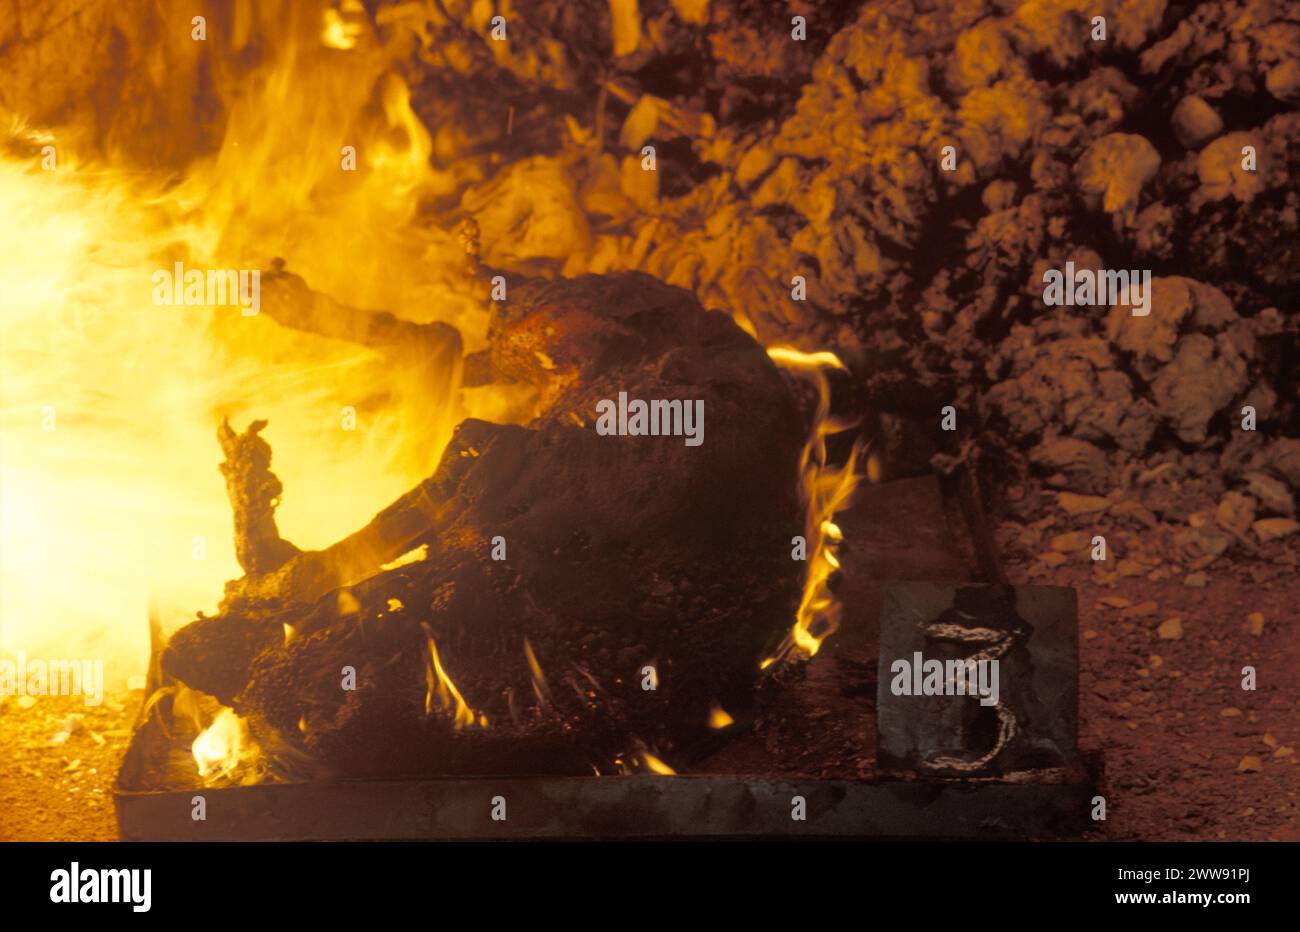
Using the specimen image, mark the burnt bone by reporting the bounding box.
[216,418,300,576]
[164,272,806,776]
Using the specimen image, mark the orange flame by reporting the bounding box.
[523,638,552,708]
[763,346,866,667]
[640,752,677,775]
[191,706,264,785]
[708,701,735,729]
[0,3,481,670]
[421,624,483,730]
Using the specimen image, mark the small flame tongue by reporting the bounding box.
[763,347,868,667]
[422,624,487,730]
[189,706,270,786]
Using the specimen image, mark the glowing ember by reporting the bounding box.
[708,701,735,729]
[640,752,677,775]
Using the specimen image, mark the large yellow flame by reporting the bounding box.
[0,3,479,670]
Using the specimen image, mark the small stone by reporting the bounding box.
[1263,734,1279,749]
[1246,612,1265,637]
[1275,746,1295,759]
[1050,530,1092,552]
[16,696,37,710]
[1220,707,1242,718]
[1099,596,1132,609]
[1148,655,1163,669]
[1157,616,1184,640]
[1198,132,1267,203]
[1266,59,1300,102]
[1117,559,1146,577]
[620,96,662,151]
[1038,551,1068,567]
[1184,572,1208,589]
[736,145,775,188]
[1194,524,1233,559]
[1216,491,1256,536]
[1171,95,1223,148]
[1076,133,1161,213]
[1057,492,1110,515]
[1123,600,1158,618]
[1253,518,1300,543]
[1244,472,1295,517]
[1237,755,1263,773]
[1110,499,1160,528]
[1083,629,1099,640]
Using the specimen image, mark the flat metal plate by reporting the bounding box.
[115,716,1096,840]
[116,772,1096,841]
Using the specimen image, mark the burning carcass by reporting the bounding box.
[162,270,810,779]
[0,0,1140,842]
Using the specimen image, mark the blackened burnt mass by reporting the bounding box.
[165,273,805,776]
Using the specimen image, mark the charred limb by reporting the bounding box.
[217,419,300,576]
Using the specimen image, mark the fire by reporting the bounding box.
[3,0,864,788]
[186,704,271,786]
[421,624,483,730]
[708,701,735,729]
[762,346,866,667]
[523,637,552,708]
[0,2,479,671]
[640,753,677,776]
[321,0,366,50]
[192,707,253,781]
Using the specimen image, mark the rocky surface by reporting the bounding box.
[377,0,1300,510]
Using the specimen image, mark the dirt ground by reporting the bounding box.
[0,691,132,841]
[1,520,1295,842]
[1003,523,1300,841]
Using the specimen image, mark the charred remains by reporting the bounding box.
[163,272,805,777]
